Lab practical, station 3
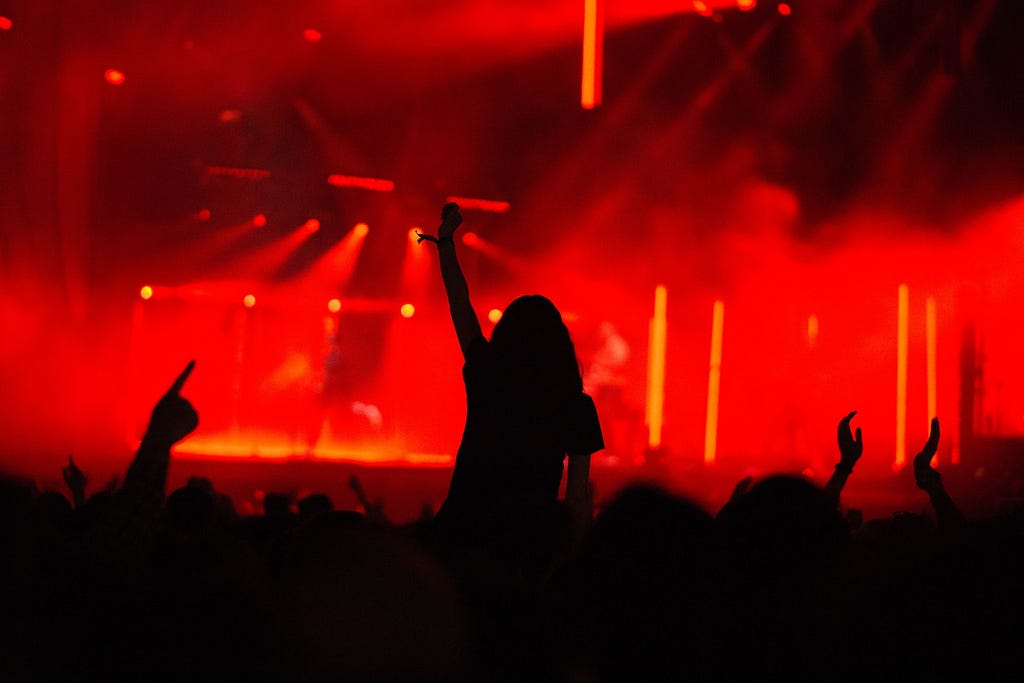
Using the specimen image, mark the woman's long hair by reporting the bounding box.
[489,295,583,407]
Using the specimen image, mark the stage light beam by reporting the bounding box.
[704,300,725,465]
[139,285,153,300]
[243,294,256,308]
[328,298,342,313]
[895,284,909,470]
[104,69,125,85]
[488,309,503,324]
[400,304,415,318]
[253,214,267,228]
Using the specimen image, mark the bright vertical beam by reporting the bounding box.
[704,300,725,465]
[581,0,604,109]
[926,296,938,466]
[895,284,910,470]
[645,285,668,449]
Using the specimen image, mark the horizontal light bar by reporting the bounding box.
[203,165,271,180]
[444,196,511,213]
[327,174,395,192]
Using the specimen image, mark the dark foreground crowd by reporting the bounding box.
[2,381,1023,681]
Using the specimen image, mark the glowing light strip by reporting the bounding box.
[645,285,668,449]
[895,284,909,469]
[581,0,603,109]
[926,296,938,466]
[704,300,725,465]
[444,196,511,213]
[204,165,271,180]
[327,174,395,192]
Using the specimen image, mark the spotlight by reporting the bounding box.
[104,69,126,85]
[488,308,502,324]
[303,28,322,43]
[408,227,421,243]
[737,0,756,10]
[139,285,153,300]
[778,3,792,16]
[253,213,267,227]
[353,222,369,238]
[304,218,321,232]
[197,209,211,221]
[693,1,713,17]
[243,294,256,308]
[400,303,415,318]
[0,16,12,31]
[327,298,341,313]
[461,232,479,246]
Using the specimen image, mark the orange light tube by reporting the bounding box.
[895,284,909,469]
[645,285,668,449]
[581,0,604,109]
[704,300,725,465]
[926,296,938,466]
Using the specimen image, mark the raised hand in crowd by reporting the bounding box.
[144,360,199,447]
[824,411,862,506]
[913,418,965,530]
[122,361,199,515]
[61,455,87,509]
[349,473,389,525]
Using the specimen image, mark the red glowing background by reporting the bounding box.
[1,1,1022,515]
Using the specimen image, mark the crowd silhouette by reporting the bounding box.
[2,203,1021,680]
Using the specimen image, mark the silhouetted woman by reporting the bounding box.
[418,203,603,554]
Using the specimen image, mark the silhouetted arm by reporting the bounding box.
[566,454,592,544]
[349,473,391,525]
[62,455,87,509]
[913,418,965,531]
[419,203,483,358]
[824,411,863,506]
[121,361,199,519]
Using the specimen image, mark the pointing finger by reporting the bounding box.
[167,360,196,397]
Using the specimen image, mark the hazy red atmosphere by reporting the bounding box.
[2,0,1022,519]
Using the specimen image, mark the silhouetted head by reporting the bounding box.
[490,294,582,398]
[717,474,848,575]
[167,485,214,534]
[298,493,333,521]
[264,493,293,519]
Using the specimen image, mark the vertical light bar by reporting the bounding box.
[581,0,604,109]
[895,284,910,470]
[926,296,938,466]
[704,300,725,465]
[645,285,668,449]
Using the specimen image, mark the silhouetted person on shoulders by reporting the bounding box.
[418,203,603,558]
